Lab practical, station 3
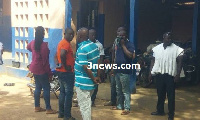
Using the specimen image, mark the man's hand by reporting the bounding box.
[174,75,180,82]
[109,69,114,76]
[120,39,125,46]
[93,77,101,84]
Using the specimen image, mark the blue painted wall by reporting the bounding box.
[0,15,12,52]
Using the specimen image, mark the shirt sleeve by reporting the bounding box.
[177,47,184,57]
[78,48,88,65]
[60,42,69,51]
[27,40,33,52]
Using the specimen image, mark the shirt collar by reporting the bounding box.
[78,40,91,47]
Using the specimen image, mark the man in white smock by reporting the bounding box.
[149,32,184,120]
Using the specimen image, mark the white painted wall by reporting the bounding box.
[11,0,65,29]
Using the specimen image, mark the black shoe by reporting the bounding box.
[151,111,165,116]
[168,117,174,120]
[58,114,64,118]
[92,103,96,107]
[64,117,76,120]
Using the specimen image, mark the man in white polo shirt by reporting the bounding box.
[0,42,3,65]
[89,28,105,106]
[149,32,183,120]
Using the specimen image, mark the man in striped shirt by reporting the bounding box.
[75,28,100,120]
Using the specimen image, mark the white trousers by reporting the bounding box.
[76,87,93,120]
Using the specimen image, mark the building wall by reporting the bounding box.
[71,0,79,54]
[11,0,65,69]
[103,0,126,47]
[172,9,193,43]
[0,0,12,52]
[137,0,193,51]
[137,0,171,51]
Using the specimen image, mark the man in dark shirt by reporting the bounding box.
[111,30,135,115]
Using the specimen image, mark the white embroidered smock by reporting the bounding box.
[151,43,184,77]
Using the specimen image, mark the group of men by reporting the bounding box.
[54,26,135,120]
[54,25,183,120]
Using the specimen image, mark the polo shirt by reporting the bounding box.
[151,43,184,76]
[75,40,100,90]
[56,39,75,72]
[114,41,135,74]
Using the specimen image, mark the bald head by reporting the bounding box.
[77,27,89,43]
[89,29,96,42]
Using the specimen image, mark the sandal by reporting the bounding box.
[110,106,121,110]
[121,110,130,115]
[46,109,57,114]
[35,107,46,112]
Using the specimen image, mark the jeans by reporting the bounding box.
[57,72,75,118]
[91,84,98,104]
[110,75,117,105]
[130,71,136,93]
[115,73,131,111]
[33,73,51,110]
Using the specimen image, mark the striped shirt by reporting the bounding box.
[75,40,100,90]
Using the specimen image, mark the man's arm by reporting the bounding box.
[174,55,183,82]
[120,40,133,59]
[148,57,155,82]
[60,49,71,71]
[121,45,133,59]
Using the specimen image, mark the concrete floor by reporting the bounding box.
[0,74,200,120]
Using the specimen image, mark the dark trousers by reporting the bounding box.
[33,73,51,110]
[110,75,117,105]
[156,74,175,118]
[57,72,75,118]
[91,84,98,104]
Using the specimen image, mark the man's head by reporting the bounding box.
[64,28,74,42]
[77,27,89,44]
[89,29,96,43]
[118,30,127,41]
[163,32,172,47]
[117,26,126,36]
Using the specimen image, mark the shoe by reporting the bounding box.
[151,111,165,116]
[64,117,76,120]
[92,103,96,107]
[46,109,57,114]
[121,110,130,115]
[104,101,116,106]
[35,107,46,112]
[168,117,174,120]
[58,114,64,118]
